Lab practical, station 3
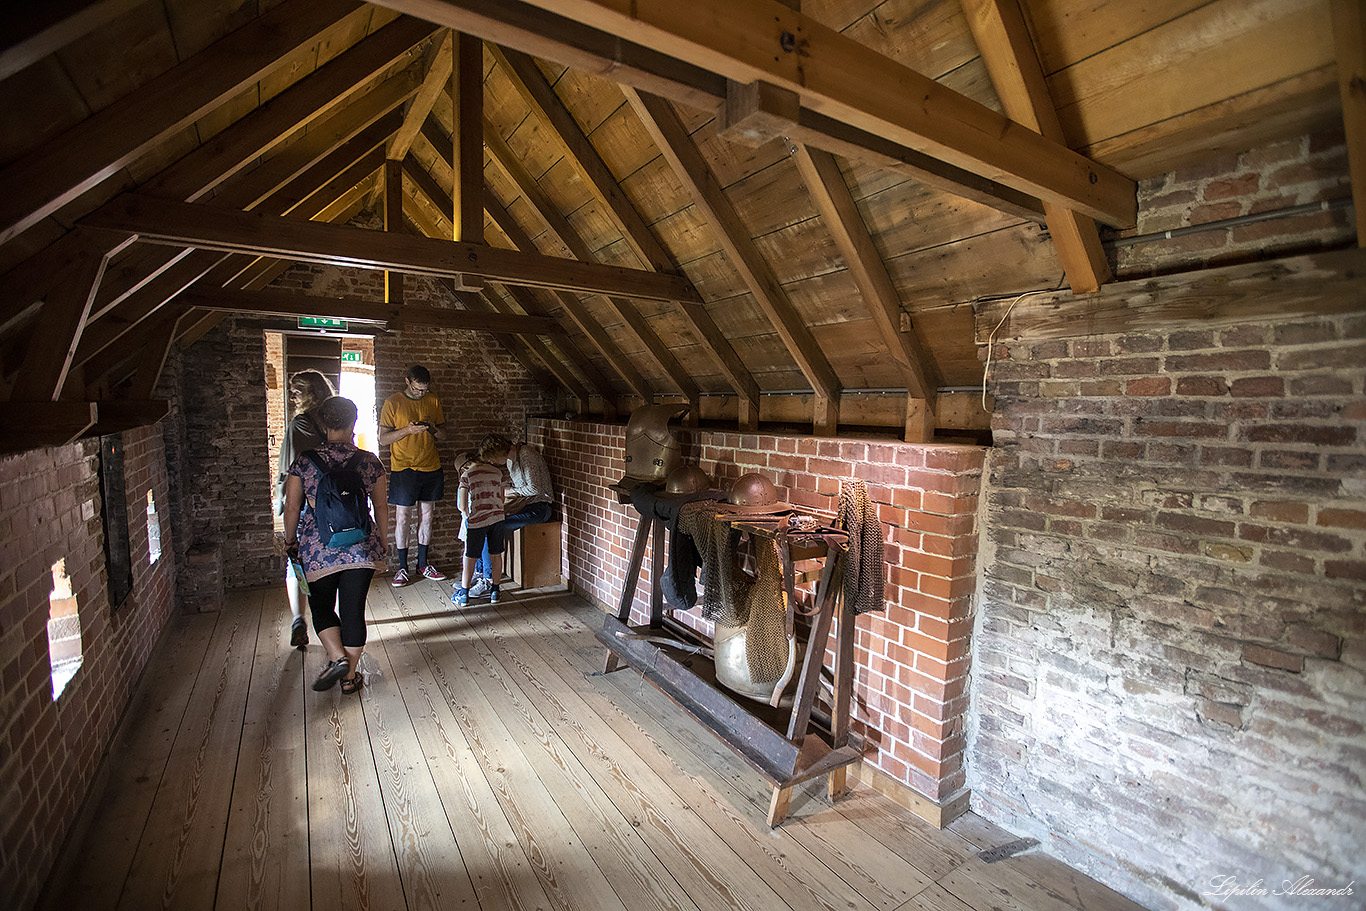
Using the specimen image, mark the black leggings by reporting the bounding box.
[307,568,374,648]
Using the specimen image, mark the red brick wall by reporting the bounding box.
[530,418,985,804]
[0,425,176,911]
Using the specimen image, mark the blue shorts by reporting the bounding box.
[388,468,445,506]
[466,521,506,558]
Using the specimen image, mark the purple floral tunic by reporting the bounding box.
[288,441,387,582]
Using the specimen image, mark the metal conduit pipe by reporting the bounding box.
[1106,197,1352,248]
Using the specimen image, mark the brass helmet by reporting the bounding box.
[662,464,712,497]
[613,403,690,490]
[726,472,786,513]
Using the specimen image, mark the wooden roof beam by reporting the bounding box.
[492,46,757,427]
[483,192,656,402]
[170,287,562,334]
[482,120,700,410]
[721,78,1043,223]
[961,0,1111,293]
[389,31,454,161]
[401,155,620,409]
[76,136,393,373]
[366,0,1136,227]
[0,0,146,82]
[0,0,363,246]
[1332,0,1366,247]
[1,19,430,322]
[395,195,568,395]
[81,193,700,303]
[625,87,842,434]
[790,145,940,442]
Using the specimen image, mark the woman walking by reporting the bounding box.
[284,396,388,694]
[276,370,334,648]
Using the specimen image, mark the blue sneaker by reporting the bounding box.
[489,585,500,604]
[451,587,468,607]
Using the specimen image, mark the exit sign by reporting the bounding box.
[299,316,347,330]
[341,351,363,363]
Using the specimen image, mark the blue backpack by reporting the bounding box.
[304,450,373,547]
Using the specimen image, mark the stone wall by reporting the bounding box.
[969,126,1363,911]
[530,417,985,809]
[0,426,177,911]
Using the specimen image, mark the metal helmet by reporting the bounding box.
[617,403,690,487]
[728,472,779,509]
[664,464,712,496]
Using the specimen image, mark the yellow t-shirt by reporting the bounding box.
[380,391,444,472]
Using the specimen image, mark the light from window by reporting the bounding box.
[47,559,83,699]
[146,490,162,563]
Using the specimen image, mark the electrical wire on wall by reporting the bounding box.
[981,275,1066,413]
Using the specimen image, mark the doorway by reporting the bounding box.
[266,331,376,532]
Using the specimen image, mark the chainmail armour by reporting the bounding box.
[678,502,791,683]
[838,479,886,615]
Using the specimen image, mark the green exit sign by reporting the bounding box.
[299,316,347,330]
[341,351,363,363]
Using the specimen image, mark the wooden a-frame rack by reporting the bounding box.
[596,500,864,826]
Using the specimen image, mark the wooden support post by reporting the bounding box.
[383,158,404,304]
[649,517,666,627]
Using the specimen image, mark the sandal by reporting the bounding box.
[340,673,364,695]
[312,657,351,691]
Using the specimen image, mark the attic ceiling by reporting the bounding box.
[0,0,1353,445]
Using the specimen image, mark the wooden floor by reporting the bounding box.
[42,580,1148,911]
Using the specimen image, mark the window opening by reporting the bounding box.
[146,490,162,563]
[99,433,133,609]
[47,559,83,699]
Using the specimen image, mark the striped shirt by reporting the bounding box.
[459,461,505,529]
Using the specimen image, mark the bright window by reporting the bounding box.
[146,490,162,563]
[47,559,83,699]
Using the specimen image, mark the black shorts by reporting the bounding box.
[466,521,506,558]
[388,468,445,506]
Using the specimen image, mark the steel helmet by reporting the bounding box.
[727,472,782,511]
[663,464,712,496]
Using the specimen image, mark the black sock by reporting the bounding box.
[397,548,408,570]
[417,543,429,569]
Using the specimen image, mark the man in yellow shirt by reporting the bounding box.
[378,365,447,585]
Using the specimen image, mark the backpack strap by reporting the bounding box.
[302,449,328,473]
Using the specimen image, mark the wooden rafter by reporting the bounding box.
[11,235,124,401]
[389,30,454,162]
[1332,0,1366,247]
[452,32,485,246]
[483,192,656,402]
[721,78,1044,224]
[77,133,393,376]
[365,0,1137,227]
[172,287,563,335]
[400,154,621,409]
[72,103,407,369]
[81,193,701,303]
[961,0,1111,293]
[493,47,759,426]
[2,26,430,324]
[451,287,594,405]
[790,145,939,442]
[0,0,360,246]
[482,119,700,408]
[0,0,146,82]
[625,87,842,433]
[0,403,97,453]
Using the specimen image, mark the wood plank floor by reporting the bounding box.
[41,581,1148,911]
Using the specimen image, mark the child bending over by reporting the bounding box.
[452,434,512,607]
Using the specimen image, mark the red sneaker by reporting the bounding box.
[391,568,411,587]
[420,565,447,581]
